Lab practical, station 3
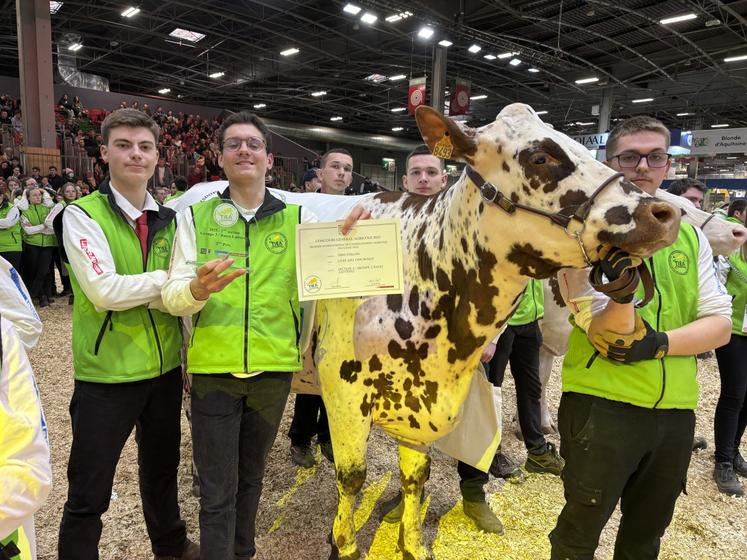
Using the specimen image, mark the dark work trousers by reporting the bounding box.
[714,334,747,463]
[22,244,53,300]
[191,372,291,560]
[50,247,71,294]
[457,461,488,502]
[549,392,695,560]
[288,393,330,446]
[483,320,546,452]
[1,250,22,273]
[58,367,187,560]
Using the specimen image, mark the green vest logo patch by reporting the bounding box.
[213,203,239,227]
[668,250,689,275]
[152,237,171,258]
[265,232,288,254]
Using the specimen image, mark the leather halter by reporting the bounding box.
[466,166,624,266]
[466,166,655,307]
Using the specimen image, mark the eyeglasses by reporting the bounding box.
[609,152,670,168]
[222,136,266,153]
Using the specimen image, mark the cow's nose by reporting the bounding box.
[646,200,677,226]
[732,224,747,245]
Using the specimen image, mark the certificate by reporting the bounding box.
[296,218,404,301]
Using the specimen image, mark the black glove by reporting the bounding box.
[589,246,643,304]
[590,315,669,364]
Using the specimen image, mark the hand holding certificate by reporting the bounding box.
[296,218,405,301]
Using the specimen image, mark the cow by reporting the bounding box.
[316,103,681,560]
[534,191,747,434]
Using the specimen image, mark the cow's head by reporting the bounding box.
[416,104,680,276]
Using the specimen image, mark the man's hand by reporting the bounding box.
[590,314,669,363]
[189,257,245,301]
[481,342,497,364]
[340,204,372,235]
[589,245,643,304]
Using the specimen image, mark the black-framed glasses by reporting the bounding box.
[222,136,267,153]
[609,152,670,168]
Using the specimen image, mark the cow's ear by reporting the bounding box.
[415,106,477,162]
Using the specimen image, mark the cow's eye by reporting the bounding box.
[530,153,547,165]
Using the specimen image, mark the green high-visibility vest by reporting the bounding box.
[1,527,30,559]
[562,223,701,410]
[0,202,22,252]
[165,191,185,203]
[63,185,181,382]
[508,278,544,326]
[187,188,302,374]
[21,204,57,248]
[726,249,747,336]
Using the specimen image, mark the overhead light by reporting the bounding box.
[343,3,361,15]
[68,43,82,51]
[468,44,482,53]
[158,88,171,94]
[417,26,434,39]
[575,77,599,84]
[280,47,299,56]
[726,156,737,159]
[385,12,412,23]
[484,54,497,60]
[169,28,206,42]
[576,121,595,126]
[209,71,225,78]
[49,2,63,14]
[711,123,729,128]
[632,97,654,103]
[536,110,548,115]
[391,127,404,132]
[528,68,540,73]
[470,94,487,100]
[330,116,343,121]
[705,18,722,27]
[121,6,140,17]
[389,74,407,81]
[360,12,377,24]
[509,58,522,66]
[311,90,327,97]
[253,103,266,109]
[364,73,387,83]
[676,112,693,116]
[438,40,453,47]
[497,52,518,59]
[391,107,406,112]
[724,54,747,62]
[660,13,697,25]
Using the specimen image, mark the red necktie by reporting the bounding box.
[135,212,148,267]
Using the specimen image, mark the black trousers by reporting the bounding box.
[549,392,694,560]
[22,244,53,299]
[0,250,22,273]
[714,334,747,463]
[58,368,187,560]
[484,321,545,451]
[50,247,71,294]
[288,393,330,446]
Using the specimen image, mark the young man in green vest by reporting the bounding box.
[549,116,732,559]
[162,111,319,560]
[56,109,198,560]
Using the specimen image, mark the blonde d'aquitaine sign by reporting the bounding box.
[689,128,747,155]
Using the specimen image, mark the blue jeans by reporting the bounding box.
[191,373,291,560]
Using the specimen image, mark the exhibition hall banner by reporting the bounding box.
[408,77,427,115]
[689,128,747,155]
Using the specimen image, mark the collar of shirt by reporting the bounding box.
[109,182,159,228]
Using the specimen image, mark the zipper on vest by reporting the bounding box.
[243,220,250,373]
[146,309,165,374]
[650,258,666,408]
[290,300,300,363]
[189,311,201,347]
[585,350,600,369]
[94,310,113,355]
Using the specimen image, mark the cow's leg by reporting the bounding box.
[397,444,432,560]
[538,346,557,434]
[327,410,371,560]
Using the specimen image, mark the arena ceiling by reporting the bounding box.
[3,0,747,137]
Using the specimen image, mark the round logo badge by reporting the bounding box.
[152,237,171,258]
[457,90,469,108]
[410,89,423,106]
[668,250,689,275]
[265,232,288,254]
[213,203,239,227]
[304,275,321,293]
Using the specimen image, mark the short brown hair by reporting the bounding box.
[101,108,159,145]
[606,116,670,158]
[321,148,352,168]
[217,111,271,151]
[667,178,706,196]
[406,144,442,172]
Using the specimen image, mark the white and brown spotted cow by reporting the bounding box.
[534,191,747,434]
[317,104,681,560]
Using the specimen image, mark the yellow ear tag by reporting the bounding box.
[432,135,453,159]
